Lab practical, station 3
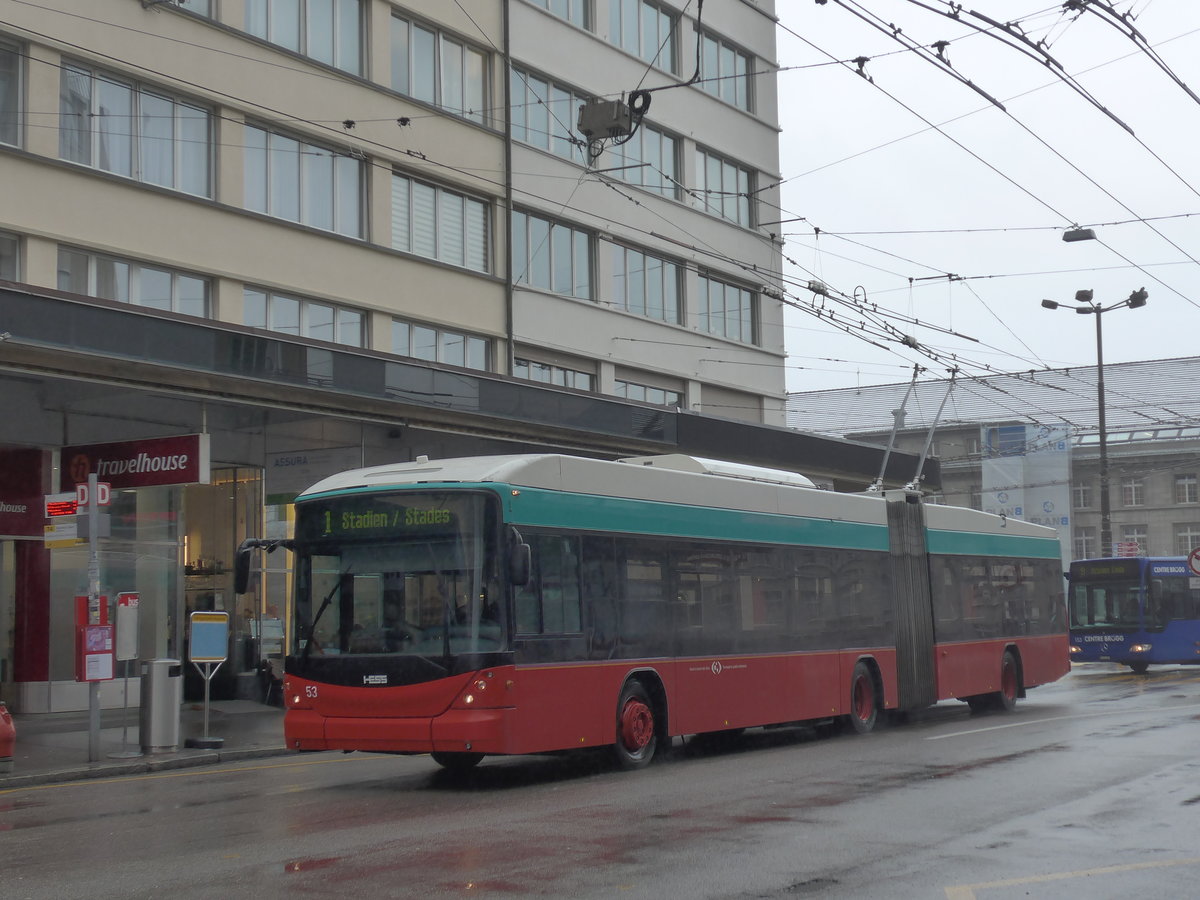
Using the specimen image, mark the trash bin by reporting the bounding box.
[140,658,182,753]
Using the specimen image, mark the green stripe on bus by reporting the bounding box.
[506,487,891,551]
[926,528,1062,559]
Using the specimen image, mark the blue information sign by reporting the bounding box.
[189,611,229,663]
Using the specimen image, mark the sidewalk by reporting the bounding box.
[0,699,291,791]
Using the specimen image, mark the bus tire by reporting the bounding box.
[847,661,878,735]
[995,650,1019,712]
[1129,662,1149,675]
[614,680,658,769]
[431,751,484,771]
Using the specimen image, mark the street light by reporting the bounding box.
[1041,288,1148,557]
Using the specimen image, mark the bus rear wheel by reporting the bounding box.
[431,751,484,771]
[846,661,878,735]
[614,680,658,769]
[996,650,1019,712]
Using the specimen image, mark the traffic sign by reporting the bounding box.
[1188,548,1200,577]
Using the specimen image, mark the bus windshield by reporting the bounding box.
[1069,579,1142,630]
[291,491,504,660]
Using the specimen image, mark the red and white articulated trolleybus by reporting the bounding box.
[235,453,1069,771]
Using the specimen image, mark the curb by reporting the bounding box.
[0,745,295,791]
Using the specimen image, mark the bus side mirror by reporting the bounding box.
[510,542,531,586]
[234,540,255,594]
[508,527,531,586]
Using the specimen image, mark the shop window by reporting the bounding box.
[244,287,364,347]
[244,124,362,237]
[245,0,361,74]
[59,62,211,197]
[57,246,210,317]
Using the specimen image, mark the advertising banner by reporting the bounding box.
[0,447,47,537]
[60,434,210,491]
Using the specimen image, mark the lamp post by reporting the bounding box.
[1041,288,1148,557]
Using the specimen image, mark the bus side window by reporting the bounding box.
[514,534,582,635]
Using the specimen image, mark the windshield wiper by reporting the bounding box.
[301,569,350,662]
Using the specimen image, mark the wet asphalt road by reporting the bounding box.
[3,663,1199,899]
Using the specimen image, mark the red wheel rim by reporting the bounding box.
[1001,657,1017,701]
[852,674,873,721]
[619,698,654,752]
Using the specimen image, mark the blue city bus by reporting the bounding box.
[1068,557,1200,673]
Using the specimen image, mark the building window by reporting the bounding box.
[245,0,361,74]
[607,120,679,198]
[509,67,588,163]
[1121,525,1148,556]
[59,63,211,196]
[526,0,589,27]
[698,274,756,344]
[1175,524,1200,556]
[968,485,982,510]
[610,0,675,73]
[513,358,593,390]
[57,246,210,317]
[245,125,361,237]
[692,147,752,227]
[1072,483,1092,509]
[1175,474,1198,504]
[512,210,591,299]
[392,319,489,370]
[1,39,19,147]
[611,244,681,323]
[244,287,363,347]
[391,173,489,272]
[1121,477,1145,507]
[1073,528,1096,561]
[699,30,752,111]
[0,230,16,280]
[391,15,487,124]
[178,0,212,14]
[393,172,487,271]
[615,379,681,407]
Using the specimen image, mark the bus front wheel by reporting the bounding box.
[1129,662,1149,675]
[614,680,658,769]
[846,661,878,735]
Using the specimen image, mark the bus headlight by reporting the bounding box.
[1069,645,1082,655]
[1131,644,1152,653]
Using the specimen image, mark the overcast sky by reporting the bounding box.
[773,0,1200,395]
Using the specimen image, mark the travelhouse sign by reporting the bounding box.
[60,434,211,491]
